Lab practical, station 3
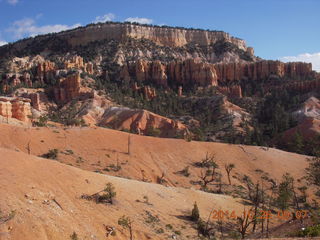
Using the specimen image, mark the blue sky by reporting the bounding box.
[0,0,320,71]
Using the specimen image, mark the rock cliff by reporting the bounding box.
[0,23,253,63]
[55,23,250,50]
[121,59,313,91]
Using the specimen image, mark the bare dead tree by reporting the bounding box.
[266,179,277,238]
[242,175,254,201]
[225,163,235,185]
[199,168,216,190]
[26,141,31,155]
[127,134,131,155]
[237,207,255,239]
[198,156,219,191]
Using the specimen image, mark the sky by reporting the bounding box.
[0,0,319,71]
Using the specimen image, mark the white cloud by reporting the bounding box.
[7,18,81,39]
[280,52,320,72]
[0,41,8,46]
[94,13,115,23]
[7,0,18,5]
[125,17,153,24]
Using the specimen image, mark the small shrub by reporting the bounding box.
[99,183,116,204]
[104,163,121,172]
[297,224,320,237]
[156,228,164,234]
[118,215,134,240]
[191,202,200,222]
[66,149,74,155]
[0,210,16,225]
[156,172,167,184]
[33,115,48,127]
[194,153,217,168]
[146,126,161,137]
[178,166,190,177]
[40,149,58,160]
[70,232,78,240]
[145,210,160,225]
[165,224,173,230]
[81,182,116,204]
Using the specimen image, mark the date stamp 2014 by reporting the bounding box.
[211,209,308,221]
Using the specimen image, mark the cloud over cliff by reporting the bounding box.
[280,52,320,72]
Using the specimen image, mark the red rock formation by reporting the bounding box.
[65,56,95,74]
[28,93,41,111]
[0,97,31,122]
[65,56,84,69]
[23,72,32,87]
[13,89,51,112]
[214,61,312,83]
[124,59,218,87]
[37,61,56,83]
[131,82,156,100]
[11,99,32,122]
[178,86,183,97]
[11,76,21,87]
[0,99,12,119]
[143,86,156,100]
[168,59,218,86]
[85,62,94,74]
[54,73,81,103]
[121,60,314,99]
[98,107,188,138]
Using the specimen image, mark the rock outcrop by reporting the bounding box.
[64,56,94,74]
[292,97,320,121]
[0,97,32,122]
[131,82,157,100]
[12,88,54,113]
[214,61,313,83]
[53,73,81,104]
[123,59,218,87]
[121,59,313,94]
[37,60,56,83]
[98,107,188,138]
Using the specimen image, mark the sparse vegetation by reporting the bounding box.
[70,232,79,240]
[40,149,58,160]
[33,115,48,127]
[81,182,116,204]
[156,171,167,184]
[177,166,190,177]
[197,154,219,191]
[225,163,235,185]
[145,210,160,225]
[118,215,134,240]
[296,224,320,237]
[191,202,200,222]
[0,210,16,225]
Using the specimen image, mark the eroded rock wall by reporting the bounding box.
[0,97,31,122]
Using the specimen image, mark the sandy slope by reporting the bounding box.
[0,123,309,189]
[0,147,243,240]
[0,123,312,239]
